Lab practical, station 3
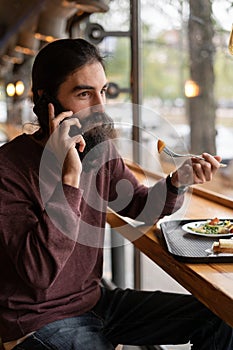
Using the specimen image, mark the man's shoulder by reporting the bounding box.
[0,134,38,167]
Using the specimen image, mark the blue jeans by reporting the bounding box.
[15,287,233,350]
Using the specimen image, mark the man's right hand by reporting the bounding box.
[48,103,85,188]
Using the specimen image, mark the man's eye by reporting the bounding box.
[78,91,90,97]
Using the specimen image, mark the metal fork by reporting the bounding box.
[162,144,227,167]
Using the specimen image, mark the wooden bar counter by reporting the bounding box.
[107,162,233,328]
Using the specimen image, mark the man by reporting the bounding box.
[0,38,232,350]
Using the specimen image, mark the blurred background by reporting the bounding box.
[1,0,233,196]
[1,1,233,349]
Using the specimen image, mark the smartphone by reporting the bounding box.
[33,93,80,136]
[33,93,65,118]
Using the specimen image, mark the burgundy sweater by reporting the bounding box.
[0,134,184,342]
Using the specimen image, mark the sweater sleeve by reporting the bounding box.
[0,170,83,290]
[108,156,184,225]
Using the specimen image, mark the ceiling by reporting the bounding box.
[0,0,110,79]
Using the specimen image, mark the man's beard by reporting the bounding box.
[35,110,116,172]
[74,112,116,172]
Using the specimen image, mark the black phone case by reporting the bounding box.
[33,93,65,119]
[33,93,81,137]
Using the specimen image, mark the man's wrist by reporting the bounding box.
[166,172,188,194]
[62,173,80,188]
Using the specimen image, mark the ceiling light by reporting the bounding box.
[6,83,15,97]
[15,80,25,96]
[62,0,109,13]
[15,32,40,56]
[184,80,200,98]
[35,0,78,42]
[2,51,24,65]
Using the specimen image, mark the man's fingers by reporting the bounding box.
[48,103,55,119]
[74,135,86,152]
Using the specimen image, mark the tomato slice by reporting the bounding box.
[209,217,219,225]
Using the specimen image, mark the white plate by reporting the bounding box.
[182,221,233,238]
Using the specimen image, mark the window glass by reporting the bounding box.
[140,0,233,199]
[94,1,233,200]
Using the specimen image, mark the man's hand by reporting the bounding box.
[170,153,222,189]
[47,103,85,188]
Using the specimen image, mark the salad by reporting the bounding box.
[188,217,233,235]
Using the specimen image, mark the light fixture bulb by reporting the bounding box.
[6,83,15,97]
[184,80,200,98]
[15,81,25,96]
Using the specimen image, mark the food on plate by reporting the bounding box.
[188,218,233,235]
[157,139,165,154]
[209,217,220,225]
[212,239,233,253]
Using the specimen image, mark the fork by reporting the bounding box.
[162,144,227,167]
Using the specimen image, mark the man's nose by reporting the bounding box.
[91,96,105,113]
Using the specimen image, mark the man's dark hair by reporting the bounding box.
[32,38,105,104]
